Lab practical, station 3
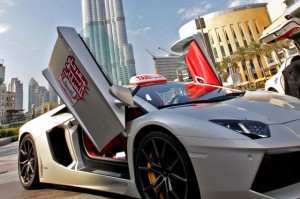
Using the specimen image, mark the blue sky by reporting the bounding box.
[0,0,268,111]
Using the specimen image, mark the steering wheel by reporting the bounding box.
[169,95,182,104]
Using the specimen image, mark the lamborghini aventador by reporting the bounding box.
[18,26,300,199]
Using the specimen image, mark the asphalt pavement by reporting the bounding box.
[0,141,134,199]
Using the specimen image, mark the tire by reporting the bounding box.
[18,134,40,189]
[135,131,200,199]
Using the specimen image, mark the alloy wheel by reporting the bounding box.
[135,132,192,199]
[18,134,39,189]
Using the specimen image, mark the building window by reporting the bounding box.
[266,55,275,65]
[216,30,226,58]
[278,50,286,61]
[288,44,298,56]
[224,29,233,55]
[209,33,219,62]
[238,23,248,47]
[254,21,260,37]
[286,0,297,7]
[249,60,258,79]
[246,22,254,41]
[231,25,240,48]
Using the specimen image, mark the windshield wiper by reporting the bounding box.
[209,91,246,100]
[158,91,245,109]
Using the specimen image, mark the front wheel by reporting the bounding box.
[135,131,200,199]
[18,134,40,189]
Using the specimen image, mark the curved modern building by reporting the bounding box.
[82,0,136,85]
[172,4,275,83]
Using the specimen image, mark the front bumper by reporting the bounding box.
[180,120,300,199]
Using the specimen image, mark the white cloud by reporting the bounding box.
[130,27,151,35]
[177,2,215,20]
[229,0,243,7]
[253,0,269,3]
[0,0,16,6]
[0,25,9,34]
[228,0,268,7]
[0,9,5,16]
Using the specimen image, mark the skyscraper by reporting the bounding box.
[0,83,16,124]
[8,78,23,110]
[153,55,182,81]
[35,86,49,107]
[28,78,38,113]
[0,59,5,84]
[82,0,136,85]
[49,84,58,103]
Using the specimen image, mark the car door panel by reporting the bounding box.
[43,27,125,152]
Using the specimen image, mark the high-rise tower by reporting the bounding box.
[0,59,5,84]
[28,78,38,113]
[49,84,58,103]
[82,0,136,85]
[8,78,23,110]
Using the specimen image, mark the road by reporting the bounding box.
[0,141,135,199]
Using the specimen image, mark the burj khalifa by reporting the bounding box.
[82,0,136,85]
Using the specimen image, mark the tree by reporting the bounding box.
[215,62,228,82]
[234,47,250,81]
[246,41,270,78]
[220,56,239,75]
[271,39,290,64]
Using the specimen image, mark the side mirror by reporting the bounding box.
[109,85,133,106]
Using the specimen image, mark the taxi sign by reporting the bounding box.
[130,74,167,87]
[57,55,88,106]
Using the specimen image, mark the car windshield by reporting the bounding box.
[135,82,244,109]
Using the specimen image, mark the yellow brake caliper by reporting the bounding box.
[147,154,164,199]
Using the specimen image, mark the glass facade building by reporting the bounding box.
[154,55,181,81]
[81,0,136,85]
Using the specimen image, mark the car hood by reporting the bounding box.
[163,90,300,125]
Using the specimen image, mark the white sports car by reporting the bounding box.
[260,17,300,97]
[18,26,300,199]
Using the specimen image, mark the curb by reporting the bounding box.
[0,137,12,147]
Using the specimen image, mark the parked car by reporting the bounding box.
[18,26,300,199]
[260,16,300,98]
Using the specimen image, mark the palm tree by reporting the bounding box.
[261,43,277,76]
[220,56,239,75]
[215,62,226,74]
[271,39,290,64]
[215,62,228,82]
[246,41,269,79]
[234,47,250,81]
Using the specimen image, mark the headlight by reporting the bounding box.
[210,120,270,139]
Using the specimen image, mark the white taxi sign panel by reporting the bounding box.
[130,74,167,87]
[43,27,126,153]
